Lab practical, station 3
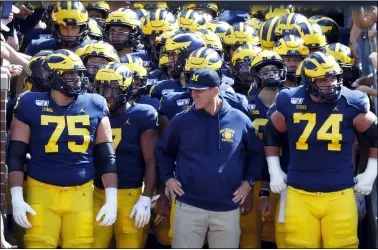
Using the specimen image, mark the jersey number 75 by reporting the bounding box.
[41,115,90,153]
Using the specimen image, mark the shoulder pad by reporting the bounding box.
[341,87,369,113]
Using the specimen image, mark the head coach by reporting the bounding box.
[157,68,264,248]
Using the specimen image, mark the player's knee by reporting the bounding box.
[63,238,93,249]
[24,235,58,249]
[115,233,144,248]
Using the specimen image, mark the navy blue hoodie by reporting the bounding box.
[157,98,264,212]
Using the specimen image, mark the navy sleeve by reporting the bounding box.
[242,115,264,183]
[140,106,159,133]
[13,95,31,125]
[275,89,289,119]
[156,115,181,184]
[158,95,170,117]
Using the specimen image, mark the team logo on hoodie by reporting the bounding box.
[220,128,235,143]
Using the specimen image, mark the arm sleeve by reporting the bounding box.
[158,96,169,117]
[275,90,289,119]
[243,116,265,183]
[140,107,159,133]
[156,115,181,184]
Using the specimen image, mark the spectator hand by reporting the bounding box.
[233,180,252,205]
[369,52,377,70]
[8,64,23,77]
[14,3,34,19]
[166,178,184,198]
[7,31,19,51]
[368,29,377,42]
[1,13,14,26]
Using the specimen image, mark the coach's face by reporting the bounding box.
[191,87,218,110]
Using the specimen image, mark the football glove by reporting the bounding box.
[130,195,152,228]
[11,187,36,228]
[354,158,377,195]
[267,156,287,193]
[96,187,117,226]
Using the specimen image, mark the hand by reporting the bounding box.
[8,64,23,77]
[156,193,170,218]
[166,178,184,198]
[354,173,375,195]
[267,156,287,193]
[259,197,273,221]
[11,187,36,228]
[14,3,34,19]
[1,13,14,26]
[369,29,377,42]
[355,192,367,222]
[232,180,252,205]
[240,190,253,216]
[7,31,20,51]
[96,188,117,226]
[130,196,152,228]
[369,52,377,70]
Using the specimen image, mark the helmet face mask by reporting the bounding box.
[105,25,135,50]
[282,56,304,83]
[255,64,287,88]
[50,69,88,97]
[233,60,254,85]
[161,50,183,79]
[56,24,89,48]
[307,75,342,102]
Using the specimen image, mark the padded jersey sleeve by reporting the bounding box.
[139,105,159,133]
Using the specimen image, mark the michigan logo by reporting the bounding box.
[220,128,235,143]
[191,74,199,81]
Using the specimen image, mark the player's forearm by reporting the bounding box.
[8,171,24,188]
[142,164,157,198]
[101,173,118,188]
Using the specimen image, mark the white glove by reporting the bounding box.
[355,193,367,222]
[267,156,287,193]
[96,188,117,226]
[354,158,377,195]
[11,187,36,228]
[129,196,151,228]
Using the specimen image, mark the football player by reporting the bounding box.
[80,41,120,92]
[149,32,206,100]
[274,13,308,41]
[137,8,178,72]
[273,35,309,87]
[122,54,160,110]
[87,18,104,41]
[308,16,339,44]
[290,21,327,53]
[242,51,288,249]
[83,1,110,29]
[183,3,219,22]
[26,1,90,56]
[259,17,280,50]
[176,9,207,32]
[264,52,377,248]
[93,62,159,248]
[230,44,262,96]
[7,49,118,248]
[104,9,141,56]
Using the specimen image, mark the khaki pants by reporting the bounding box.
[172,200,240,248]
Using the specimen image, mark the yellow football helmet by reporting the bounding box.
[133,2,168,10]
[121,54,149,98]
[152,29,180,66]
[88,18,103,41]
[43,49,88,96]
[291,21,327,52]
[245,18,264,33]
[309,15,340,44]
[208,20,231,40]
[83,1,110,28]
[25,50,53,92]
[302,52,343,102]
[195,29,223,56]
[249,5,269,19]
[231,44,262,85]
[142,9,177,36]
[94,62,134,112]
[259,16,280,50]
[273,35,309,83]
[326,43,355,88]
[184,3,219,20]
[250,50,287,88]
[184,47,223,82]
[275,13,308,39]
[104,10,141,50]
[265,4,295,19]
[176,9,207,32]
[161,32,206,78]
[52,1,89,48]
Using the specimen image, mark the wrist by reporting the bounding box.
[259,189,270,198]
[10,186,24,202]
[105,187,117,203]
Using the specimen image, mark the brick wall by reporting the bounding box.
[0,74,9,214]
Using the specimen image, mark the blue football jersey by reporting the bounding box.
[129,50,156,72]
[94,103,159,189]
[149,79,186,100]
[14,92,109,186]
[276,86,369,192]
[135,95,160,110]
